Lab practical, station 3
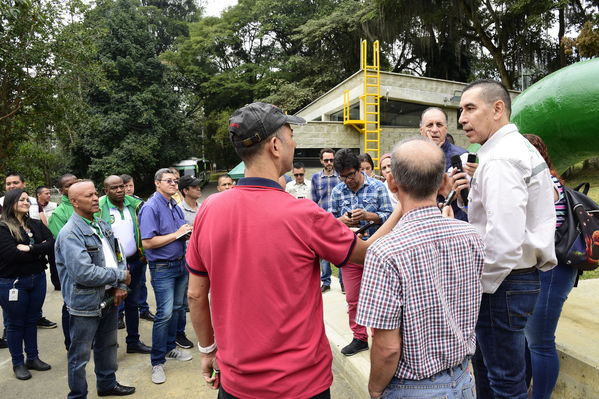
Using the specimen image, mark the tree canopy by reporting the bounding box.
[0,0,597,189]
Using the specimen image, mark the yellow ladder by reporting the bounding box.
[344,40,381,168]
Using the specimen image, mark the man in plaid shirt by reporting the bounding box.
[329,149,393,356]
[357,138,484,398]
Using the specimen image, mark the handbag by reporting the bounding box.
[554,183,599,271]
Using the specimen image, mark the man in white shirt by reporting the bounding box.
[285,162,312,200]
[454,79,556,399]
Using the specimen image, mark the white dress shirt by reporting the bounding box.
[467,124,557,293]
[285,180,312,200]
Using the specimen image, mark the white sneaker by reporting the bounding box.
[166,348,192,361]
[152,364,166,384]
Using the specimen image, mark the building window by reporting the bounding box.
[456,109,463,130]
[329,103,359,122]
[380,100,428,127]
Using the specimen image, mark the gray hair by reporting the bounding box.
[391,137,445,200]
[154,168,174,181]
[419,107,448,127]
[462,79,511,117]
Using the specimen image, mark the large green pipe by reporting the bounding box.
[511,58,599,173]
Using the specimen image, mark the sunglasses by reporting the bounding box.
[322,159,334,163]
[339,171,358,180]
[160,179,179,185]
[293,173,304,177]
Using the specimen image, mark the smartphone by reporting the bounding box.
[467,153,477,163]
[354,221,377,235]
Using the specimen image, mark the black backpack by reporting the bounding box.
[554,183,599,271]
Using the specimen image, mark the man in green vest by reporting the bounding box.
[48,173,79,350]
[96,175,151,354]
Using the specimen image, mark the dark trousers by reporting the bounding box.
[219,386,330,399]
[47,250,61,290]
[0,272,46,366]
[473,269,540,399]
[123,258,146,345]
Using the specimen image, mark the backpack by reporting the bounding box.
[554,182,599,271]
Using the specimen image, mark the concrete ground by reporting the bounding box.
[0,183,355,398]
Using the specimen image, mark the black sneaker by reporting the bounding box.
[118,315,125,330]
[341,339,368,356]
[321,285,330,293]
[175,333,193,349]
[0,335,7,349]
[140,310,155,322]
[37,317,57,329]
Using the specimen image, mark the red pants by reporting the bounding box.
[343,262,367,341]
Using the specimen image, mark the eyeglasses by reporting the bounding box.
[322,159,334,163]
[339,170,358,180]
[293,173,304,177]
[159,179,179,185]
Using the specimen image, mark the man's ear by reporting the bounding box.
[493,100,505,121]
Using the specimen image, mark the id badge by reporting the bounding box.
[9,288,18,302]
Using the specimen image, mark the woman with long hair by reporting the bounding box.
[523,134,577,399]
[358,153,384,181]
[0,189,54,380]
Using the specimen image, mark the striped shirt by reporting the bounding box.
[552,175,566,228]
[357,206,485,380]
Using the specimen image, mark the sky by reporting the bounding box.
[202,0,238,17]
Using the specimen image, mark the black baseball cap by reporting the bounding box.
[178,175,201,191]
[228,102,306,148]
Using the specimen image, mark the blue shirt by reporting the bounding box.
[138,192,187,261]
[311,170,340,210]
[328,174,393,236]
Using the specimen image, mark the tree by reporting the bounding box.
[68,0,194,185]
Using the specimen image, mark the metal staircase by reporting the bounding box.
[343,40,381,169]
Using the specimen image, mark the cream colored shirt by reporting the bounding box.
[467,124,557,293]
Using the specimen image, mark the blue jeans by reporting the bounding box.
[119,261,150,317]
[473,269,540,399]
[380,359,475,398]
[148,259,188,365]
[68,307,118,399]
[525,264,577,399]
[320,259,343,287]
[0,272,46,366]
[123,258,147,345]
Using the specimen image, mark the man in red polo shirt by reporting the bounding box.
[186,103,400,399]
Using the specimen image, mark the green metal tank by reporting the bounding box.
[511,57,599,173]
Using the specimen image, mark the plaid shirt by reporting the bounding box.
[327,174,393,236]
[311,170,340,210]
[357,206,484,380]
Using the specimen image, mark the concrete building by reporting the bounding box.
[293,70,518,168]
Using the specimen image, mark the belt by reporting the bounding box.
[508,266,537,276]
[150,257,183,263]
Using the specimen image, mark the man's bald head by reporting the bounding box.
[103,175,125,205]
[103,175,122,188]
[391,137,445,200]
[68,180,99,218]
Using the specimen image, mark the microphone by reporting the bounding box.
[450,155,468,206]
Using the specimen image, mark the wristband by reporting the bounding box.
[197,341,217,354]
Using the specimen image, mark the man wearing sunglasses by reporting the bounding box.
[285,161,311,200]
[311,148,341,293]
[329,148,393,357]
[138,168,194,384]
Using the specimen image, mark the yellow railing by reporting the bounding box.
[343,40,381,168]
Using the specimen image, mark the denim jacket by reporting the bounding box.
[55,212,128,317]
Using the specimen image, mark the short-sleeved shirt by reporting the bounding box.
[357,206,485,380]
[138,192,186,261]
[186,177,356,399]
[179,199,201,226]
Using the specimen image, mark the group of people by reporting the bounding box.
[185,79,570,399]
[0,78,575,399]
[0,167,235,397]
